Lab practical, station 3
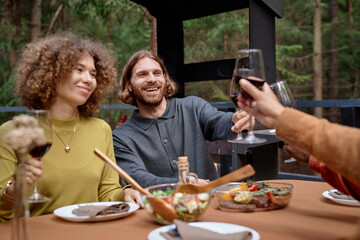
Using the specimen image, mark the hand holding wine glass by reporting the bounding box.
[26,110,53,203]
[237,79,285,129]
[231,49,266,144]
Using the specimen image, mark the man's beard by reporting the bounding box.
[132,85,165,107]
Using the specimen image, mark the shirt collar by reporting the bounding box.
[130,98,176,130]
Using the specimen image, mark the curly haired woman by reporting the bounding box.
[0,32,141,221]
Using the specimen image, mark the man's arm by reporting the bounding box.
[194,97,236,141]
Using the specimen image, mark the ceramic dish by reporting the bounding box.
[213,181,293,212]
[322,190,360,207]
[148,222,260,240]
[53,201,139,222]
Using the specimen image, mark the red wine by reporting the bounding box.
[29,142,52,159]
[230,92,239,106]
[234,75,265,100]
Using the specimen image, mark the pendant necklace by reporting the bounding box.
[50,116,79,153]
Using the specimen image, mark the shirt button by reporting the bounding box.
[163,139,168,143]
[172,159,177,164]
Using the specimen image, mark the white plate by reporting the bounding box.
[54,201,139,222]
[322,190,360,207]
[148,222,260,240]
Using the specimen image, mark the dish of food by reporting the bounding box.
[148,222,260,240]
[53,201,139,222]
[141,183,211,225]
[322,189,360,207]
[213,181,293,212]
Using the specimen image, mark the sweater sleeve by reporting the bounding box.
[194,97,236,141]
[97,122,125,202]
[275,108,360,185]
[0,121,17,222]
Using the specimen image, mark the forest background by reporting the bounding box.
[1,0,359,129]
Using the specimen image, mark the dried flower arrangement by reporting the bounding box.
[3,115,46,154]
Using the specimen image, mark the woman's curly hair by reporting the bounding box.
[15,31,117,116]
[118,50,177,106]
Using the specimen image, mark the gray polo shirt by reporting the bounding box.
[112,96,236,187]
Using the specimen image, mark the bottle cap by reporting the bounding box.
[178,156,188,163]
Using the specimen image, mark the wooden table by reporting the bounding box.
[1,180,359,240]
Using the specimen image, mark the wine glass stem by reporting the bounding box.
[247,101,255,137]
[235,132,242,140]
[33,177,39,194]
[236,109,243,140]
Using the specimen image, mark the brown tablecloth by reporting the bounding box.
[1,180,359,240]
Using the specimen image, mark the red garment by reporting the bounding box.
[309,156,360,201]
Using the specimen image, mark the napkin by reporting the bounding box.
[96,203,130,216]
[160,220,252,240]
[72,203,130,217]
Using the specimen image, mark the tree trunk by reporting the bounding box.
[30,0,42,41]
[347,0,353,24]
[60,5,66,29]
[5,0,22,65]
[313,0,323,118]
[328,0,338,123]
[151,16,158,55]
[46,3,63,36]
[106,11,113,43]
[224,33,229,58]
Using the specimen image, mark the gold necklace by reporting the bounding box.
[50,116,79,153]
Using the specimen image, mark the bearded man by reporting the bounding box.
[113,50,251,187]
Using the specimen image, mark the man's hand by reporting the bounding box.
[231,110,254,133]
[123,188,142,208]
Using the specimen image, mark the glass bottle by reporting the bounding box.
[177,156,198,183]
[12,154,29,240]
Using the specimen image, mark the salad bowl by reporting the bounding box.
[141,183,211,225]
[214,181,293,212]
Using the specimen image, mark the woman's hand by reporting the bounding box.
[24,158,43,186]
[2,158,43,200]
[283,144,310,165]
[123,188,142,208]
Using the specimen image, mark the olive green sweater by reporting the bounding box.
[0,115,125,222]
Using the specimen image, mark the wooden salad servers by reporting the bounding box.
[94,148,179,222]
[175,164,255,194]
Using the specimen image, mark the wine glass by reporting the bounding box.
[228,75,247,143]
[27,110,52,203]
[230,49,267,144]
[270,81,296,162]
[270,81,296,108]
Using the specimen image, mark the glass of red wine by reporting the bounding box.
[27,110,52,203]
[230,49,266,144]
